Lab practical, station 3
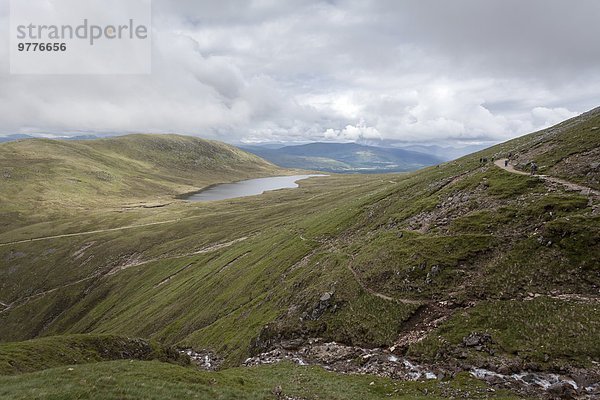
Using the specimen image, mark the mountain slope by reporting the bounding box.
[0,109,599,398]
[503,106,600,190]
[242,142,443,173]
[0,134,279,228]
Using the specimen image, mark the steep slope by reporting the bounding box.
[0,109,598,398]
[242,142,443,173]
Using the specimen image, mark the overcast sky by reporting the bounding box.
[1,0,599,146]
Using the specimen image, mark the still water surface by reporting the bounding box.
[183,175,326,202]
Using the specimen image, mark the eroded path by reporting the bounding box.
[495,159,599,196]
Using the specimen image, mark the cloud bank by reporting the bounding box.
[1,0,599,145]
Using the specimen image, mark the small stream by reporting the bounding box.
[181,340,600,399]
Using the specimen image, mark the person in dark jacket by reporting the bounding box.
[530,162,538,175]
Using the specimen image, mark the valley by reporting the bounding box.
[0,108,599,399]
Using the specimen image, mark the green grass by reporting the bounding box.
[409,297,600,366]
[351,231,494,299]
[0,334,187,375]
[1,143,597,367]
[0,360,526,400]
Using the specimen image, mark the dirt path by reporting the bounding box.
[495,159,600,196]
[0,218,192,248]
[494,159,530,176]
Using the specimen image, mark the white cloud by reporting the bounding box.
[0,0,598,145]
[324,121,382,141]
[531,107,578,128]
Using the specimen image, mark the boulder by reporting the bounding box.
[546,382,577,399]
[462,332,493,348]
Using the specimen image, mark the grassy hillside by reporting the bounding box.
[0,134,280,229]
[0,109,598,398]
[0,334,187,375]
[502,107,600,189]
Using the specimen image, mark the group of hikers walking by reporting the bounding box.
[479,152,538,175]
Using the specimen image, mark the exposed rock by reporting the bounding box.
[462,332,493,348]
[280,339,305,350]
[546,381,578,399]
[4,251,26,261]
[320,292,332,302]
[309,293,334,320]
[245,339,440,381]
[180,349,222,371]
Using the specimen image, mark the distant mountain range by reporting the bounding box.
[0,134,483,173]
[398,144,489,160]
[0,134,33,143]
[241,142,444,173]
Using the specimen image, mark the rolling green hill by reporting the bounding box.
[0,108,599,399]
[0,134,279,228]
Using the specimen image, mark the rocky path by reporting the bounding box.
[495,159,600,196]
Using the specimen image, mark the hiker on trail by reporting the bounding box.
[504,159,509,167]
[531,162,538,175]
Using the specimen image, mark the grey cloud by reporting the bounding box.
[0,0,598,145]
